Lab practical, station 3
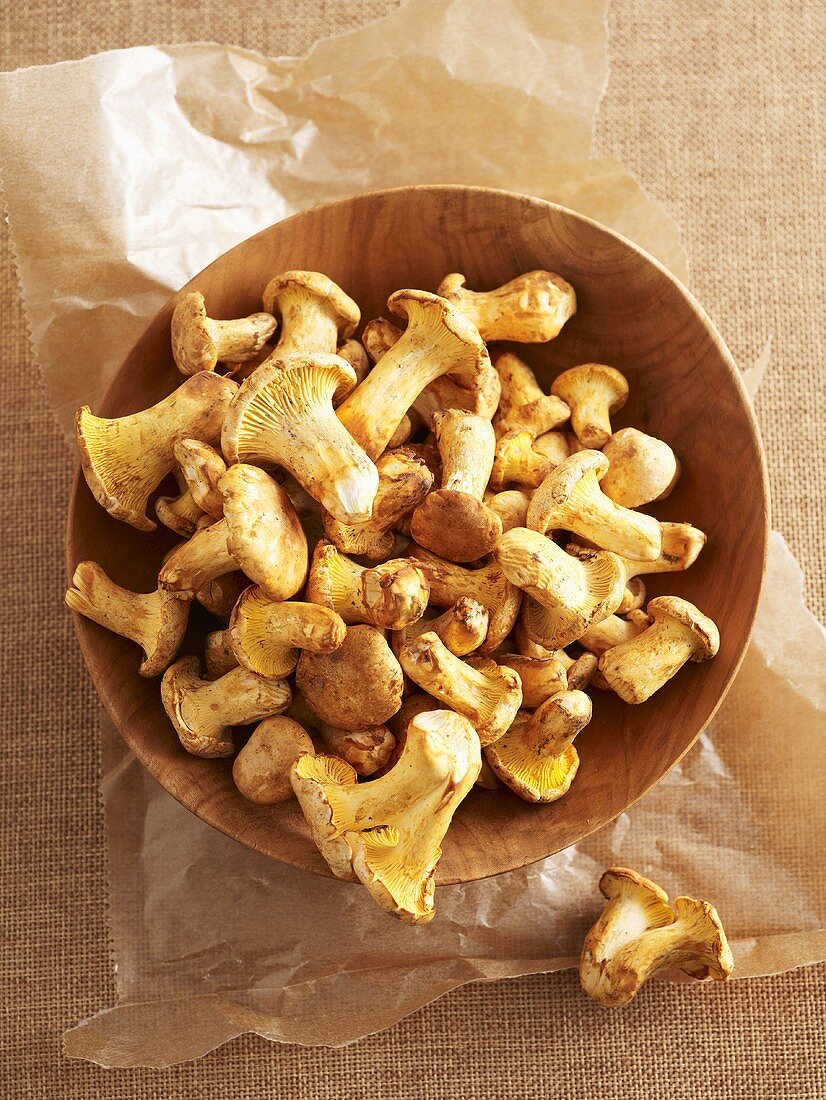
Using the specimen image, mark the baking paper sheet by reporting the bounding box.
[0,0,822,1069]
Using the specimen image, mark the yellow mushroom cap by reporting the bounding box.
[221,352,379,525]
[229,587,346,679]
[484,690,592,802]
[291,708,481,922]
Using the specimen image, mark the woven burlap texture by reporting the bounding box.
[1,0,823,1097]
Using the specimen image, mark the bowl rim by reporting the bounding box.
[66,183,771,882]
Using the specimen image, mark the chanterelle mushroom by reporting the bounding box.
[392,597,490,659]
[291,709,481,923]
[496,653,568,708]
[568,522,706,584]
[229,588,346,679]
[550,364,629,449]
[600,428,680,507]
[496,527,625,648]
[598,596,720,704]
[489,429,554,491]
[527,451,663,561]
[262,270,360,359]
[65,561,189,677]
[411,410,502,562]
[399,632,522,745]
[296,624,404,730]
[579,867,733,1007]
[321,448,433,561]
[161,656,291,758]
[170,291,277,376]
[317,723,397,777]
[154,474,204,537]
[409,546,522,651]
[232,716,315,804]
[484,689,592,802]
[484,489,531,533]
[336,290,492,460]
[437,271,576,343]
[173,438,227,518]
[160,464,308,602]
[306,540,428,630]
[578,609,652,656]
[493,352,571,438]
[221,352,379,525]
[204,628,239,679]
[360,314,500,431]
[76,371,237,531]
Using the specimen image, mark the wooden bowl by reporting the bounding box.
[67,186,769,884]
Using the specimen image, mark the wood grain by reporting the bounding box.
[66,185,769,884]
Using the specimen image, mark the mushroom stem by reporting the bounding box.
[399,632,522,745]
[160,520,237,598]
[409,546,522,651]
[336,291,490,460]
[208,315,278,362]
[161,657,292,757]
[578,610,652,656]
[496,528,625,648]
[437,271,576,343]
[65,561,189,677]
[393,597,490,658]
[527,451,663,561]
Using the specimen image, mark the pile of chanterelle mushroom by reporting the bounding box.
[66,269,725,965]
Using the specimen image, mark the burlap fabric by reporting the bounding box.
[1,1,823,1096]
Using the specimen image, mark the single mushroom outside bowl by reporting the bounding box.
[67,185,769,885]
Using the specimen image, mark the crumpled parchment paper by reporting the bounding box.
[0,0,822,1070]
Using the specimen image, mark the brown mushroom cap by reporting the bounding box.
[295,624,404,729]
[601,428,680,508]
[232,716,315,804]
[411,490,503,563]
[263,270,360,339]
[220,464,308,602]
[647,596,720,659]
